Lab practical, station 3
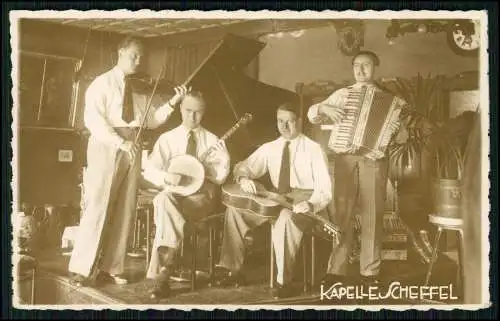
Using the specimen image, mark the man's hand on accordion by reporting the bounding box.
[318,104,345,124]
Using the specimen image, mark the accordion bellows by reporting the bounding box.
[328,85,405,160]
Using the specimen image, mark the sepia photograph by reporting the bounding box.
[9,9,490,311]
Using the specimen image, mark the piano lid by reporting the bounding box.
[181,34,299,158]
[183,33,298,122]
[184,33,267,88]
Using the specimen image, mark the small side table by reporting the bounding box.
[424,214,464,296]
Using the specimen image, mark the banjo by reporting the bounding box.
[142,113,253,197]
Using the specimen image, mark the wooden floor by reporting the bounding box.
[24,239,462,306]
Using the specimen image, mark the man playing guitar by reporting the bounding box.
[216,100,332,299]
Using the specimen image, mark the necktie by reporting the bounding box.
[122,77,134,123]
[278,141,291,194]
[186,130,197,157]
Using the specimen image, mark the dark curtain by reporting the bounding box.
[163,39,259,86]
[148,37,261,156]
[461,111,483,304]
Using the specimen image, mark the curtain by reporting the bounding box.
[162,38,259,85]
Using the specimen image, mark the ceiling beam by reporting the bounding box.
[144,19,335,49]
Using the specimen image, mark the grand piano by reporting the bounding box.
[141,33,299,164]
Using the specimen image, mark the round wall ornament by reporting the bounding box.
[337,25,363,56]
[446,20,480,57]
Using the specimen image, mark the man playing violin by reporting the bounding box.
[143,90,231,299]
[68,35,188,287]
[216,100,332,299]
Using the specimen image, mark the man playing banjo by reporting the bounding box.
[143,90,231,299]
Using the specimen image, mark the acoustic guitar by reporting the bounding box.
[142,113,253,197]
[221,182,342,243]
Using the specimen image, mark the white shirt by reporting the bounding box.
[84,66,174,148]
[233,134,332,213]
[144,125,231,186]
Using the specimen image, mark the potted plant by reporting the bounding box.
[379,73,446,220]
[427,110,478,219]
[378,73,448,262]
[385,74,476,217]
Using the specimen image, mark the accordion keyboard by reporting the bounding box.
[330,86,366,152]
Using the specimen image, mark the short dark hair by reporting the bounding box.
[181,90,206,107]
[117,36,144,52]
[352,50,380,67]
[277,99,301,118]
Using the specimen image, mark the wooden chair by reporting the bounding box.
[179,212,225,291]
[136,189,225,291]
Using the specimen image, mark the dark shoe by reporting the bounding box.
[320,274,346,288]
[215,270,246,288]
[360,275,380,287]
[69,273,88,287]
[271,283,292,299]
[96,271,128,285]
[149,268,171,300]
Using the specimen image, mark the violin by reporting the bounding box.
[127,72,176,96]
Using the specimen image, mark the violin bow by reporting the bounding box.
[133,65,165,147]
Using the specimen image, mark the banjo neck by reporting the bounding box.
[199,113,252,162]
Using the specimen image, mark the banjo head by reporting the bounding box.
[167,155,205,196]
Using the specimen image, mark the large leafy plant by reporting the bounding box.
[378,73,447,181]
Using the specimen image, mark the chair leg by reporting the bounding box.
[31,268,36,305]
[457,229,465,300]
[302,239,308,293]
[191,232,197,291]
[208,226,215,286]
[311,235,316,287]
[269,225,275,289]
[425,226,443,286]
[146,208,151,266]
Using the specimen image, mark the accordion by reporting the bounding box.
[328,85,405,160]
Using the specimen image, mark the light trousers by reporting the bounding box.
[326,155,388,277]
[218,189,313,285]
[146,182,217,279]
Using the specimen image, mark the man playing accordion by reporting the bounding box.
[307,50,407,287]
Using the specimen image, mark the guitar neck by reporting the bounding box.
[262,192,335,227]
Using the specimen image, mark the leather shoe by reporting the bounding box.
[320,274,346,288]
[69,274,88,287]
[149,268,171,300]
[360,275,381,287]
[96,271,128,285]
[215,271,246,288]
[149,281,170,300]
[271,283,292,299]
